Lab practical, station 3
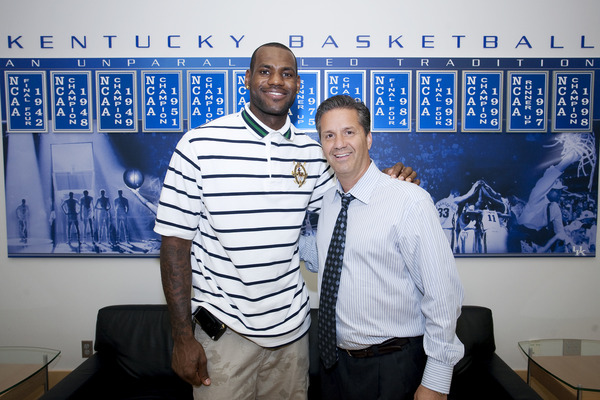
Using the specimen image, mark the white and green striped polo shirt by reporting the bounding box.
[154,105,334,347]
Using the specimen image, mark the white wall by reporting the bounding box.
[0,0,599,372]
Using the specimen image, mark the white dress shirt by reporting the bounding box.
[301,161,464,394]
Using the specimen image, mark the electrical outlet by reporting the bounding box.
[563,339,581,356]
[529,342,541,356]
[81,340,93,358]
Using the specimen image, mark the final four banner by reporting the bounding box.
[1,55,597,257]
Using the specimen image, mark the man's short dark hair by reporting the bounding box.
[315,95,371,137]
[249,42,298,74]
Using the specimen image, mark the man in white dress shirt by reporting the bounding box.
[303,95,464,400]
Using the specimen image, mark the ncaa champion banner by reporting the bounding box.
[0,0,598,257]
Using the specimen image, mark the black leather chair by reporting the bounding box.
[40,304,191,400]
[448,305,542,400]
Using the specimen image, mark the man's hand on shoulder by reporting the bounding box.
[382,162,421,185]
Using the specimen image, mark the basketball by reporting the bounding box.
[123,168,145,189]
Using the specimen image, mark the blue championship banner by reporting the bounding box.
[371,71,412,132]
[462,71,503,132]
[552,71,593,132]
[417,71,457,132]
[233,70,248,113]
[325,70,366,102]
[508,71,548,132]
[141,71,182,132]
[188,71,227,130]
[293,70,320,130]
[96,71,137,132]
[50,71,92,132]
[1,57,598,257]
[4,71,47,132]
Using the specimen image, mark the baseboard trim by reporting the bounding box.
[48,370,71,389]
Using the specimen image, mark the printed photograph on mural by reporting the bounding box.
[4,124,174,256]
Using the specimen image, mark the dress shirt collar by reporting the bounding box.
[241,104,293,140]
[334,160,380,205]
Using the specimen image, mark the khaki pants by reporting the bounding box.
[193,325,309,400]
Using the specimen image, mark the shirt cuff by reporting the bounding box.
[299,234,319,273]
[420,358,455,394]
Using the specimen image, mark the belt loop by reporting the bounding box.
[372,345,380,357]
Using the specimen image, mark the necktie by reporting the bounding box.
[318,192,354,369]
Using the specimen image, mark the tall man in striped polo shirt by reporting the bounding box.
[154,43,418,400]
[303,95,464,400]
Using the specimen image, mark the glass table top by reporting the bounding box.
[519,339,600,393]
[0,346,61,394]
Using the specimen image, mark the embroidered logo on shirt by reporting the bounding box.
[292,161,308,187]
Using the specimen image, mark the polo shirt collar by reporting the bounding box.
[241,104,293,140]
[335,160,379,205]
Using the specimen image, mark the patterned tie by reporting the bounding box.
[318,192,354,369]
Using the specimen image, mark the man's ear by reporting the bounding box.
[244,69,251,88]
[367,132,373,150]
